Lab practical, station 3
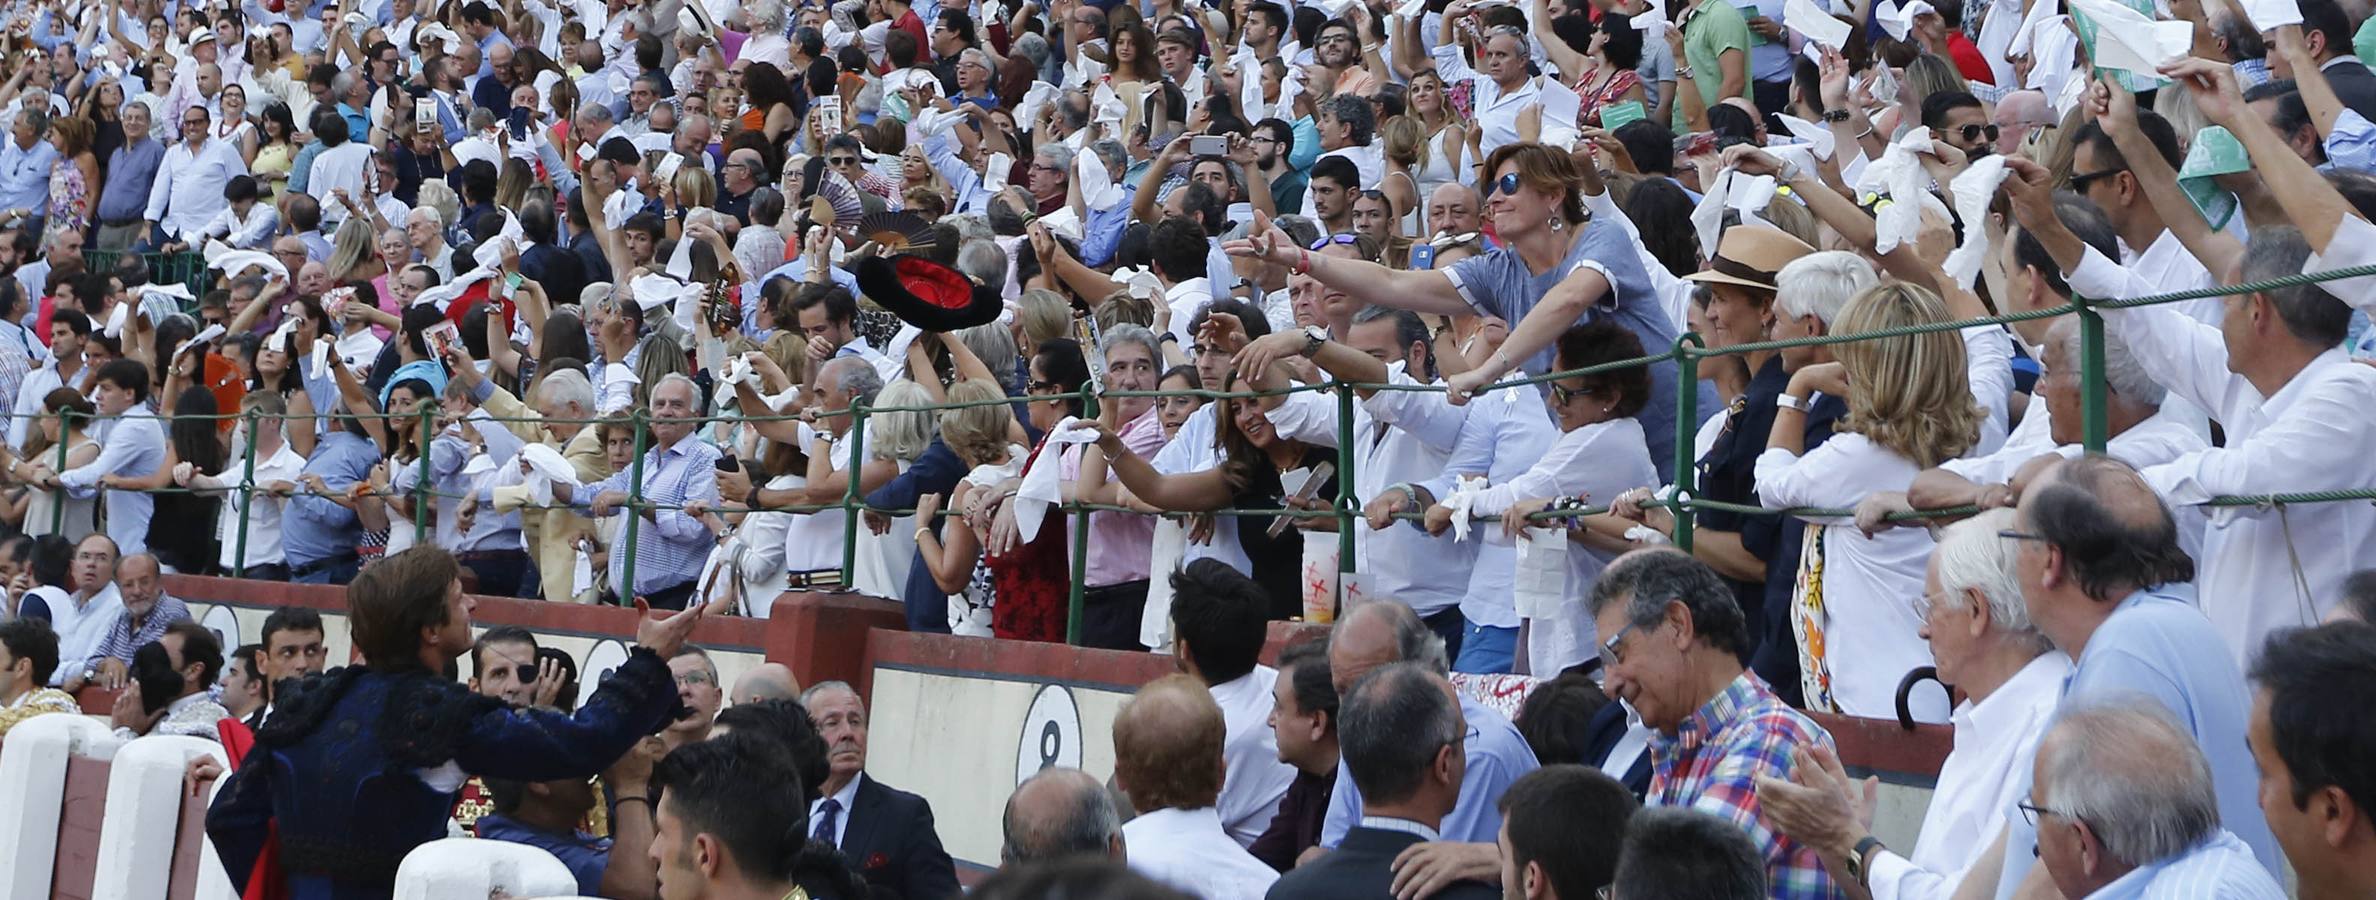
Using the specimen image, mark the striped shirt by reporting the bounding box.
[574,430,721,595]
[84,594,191,673]
[2085,830,2284,900]
[1648,672,1842,900]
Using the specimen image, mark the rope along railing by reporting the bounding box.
[22,260,2376,642]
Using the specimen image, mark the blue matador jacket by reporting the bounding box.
[205,648,685,900]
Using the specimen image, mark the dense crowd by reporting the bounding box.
[0,0,2373,894]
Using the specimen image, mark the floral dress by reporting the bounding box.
[46,161,86,241]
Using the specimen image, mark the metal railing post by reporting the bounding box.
[838,402,872,585]
[2077,302,2110,453]
[1333,382,1356,612]
[1067,387,1098,646]
[232,408,258,579]
[1671,334,1702,552]
[414,405,434,548]
[621,409,649,603]
[49,418,65,535]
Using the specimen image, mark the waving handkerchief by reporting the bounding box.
[1878,0,1934,40]
[1110,266,1162,300]
[2066,0,2190,76]
[1855,129,1955,255]
[1013,417,1103,541]
[1077,144,1124,210]
[204,239,288,282]
[1690,168,1738,261]
[1774,112,1837,160]
[2240,0,2301,30]
[603,182,643,231]
[1438,474,1490,542]
[1786,0,1852,49]
[1941,154,2013,287]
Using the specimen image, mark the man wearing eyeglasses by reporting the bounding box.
[663,647,723,751]
[1585,550,1838,900]
[2023,705,2282,900]
[714,149,766,224]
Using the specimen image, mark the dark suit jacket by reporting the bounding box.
[1266,826,1501,900]
[2324,58,2376,125]
[839,773,961,900]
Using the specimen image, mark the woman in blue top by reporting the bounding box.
[1224,141,1693,479]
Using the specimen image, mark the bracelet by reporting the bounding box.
[745,485,763,508]
[613,794,654,810]
[915,527,935,543]
[1293,248,1312,276]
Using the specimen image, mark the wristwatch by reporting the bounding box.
[1299,325,1328,358]
[1775,391,1822,412]
[1845,835,1886,888]
[1821,108,1853,123]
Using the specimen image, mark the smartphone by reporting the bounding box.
[1190,134,1227,157]
[815,95,842,129]
[507,106,531,142]
[1409,242,1436,270]
[714,456,741,473]
[416,99,436,129]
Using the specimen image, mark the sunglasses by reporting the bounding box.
[827,156,860,166]
[1027,378,1064,394]
[2067,168,2124,192]
[1308,233,1361,251]
[1952,123,2000,144]
[1550,382,1602,406]
[1482,171,1523,198]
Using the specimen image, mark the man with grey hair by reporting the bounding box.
[574,102,621,157]
[1885,318,2205,557]
[555,374,718,609]
[1004,767,1124,867]
[1587,549,1838,898]
[2030,703,2283,899]
[1755,508,2068,900]
[803,680,960,899]
[1271,662,1497,900]
[1065,323,1169,649]
[1030,143,1074,214]
[483,365,610,602]
[2014,139,2376,666]
[1316,601,1536,870]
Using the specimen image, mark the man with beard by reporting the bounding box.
[1252,119,1306,214]
[803,681,960,900]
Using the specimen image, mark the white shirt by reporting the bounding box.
[307,143,378,228]
[1207,666,1298,848]
[2072,246,2376,668]
[1869,652,2071,900]
[1962,326,2016,458]
[1296,143,1385,223]
[1120,806,1280,900]
[1151,404,1254,574]
[1264,362,1474,617]
[9,356,78,452]
[202,202,281,249]
[1431,43,1542,161]
[2122,229,2225,326]
[212,441,308,570]
[835,335,906,384]
[62,414,166,557]
[700,472,800,617]
[1470,416,1659,674]
[807,772,864,847]
[44,583,121,686]
[1162,277,1215,347]
[145,136,249,240]
[2078,830,2285,900]
[1756,434,1951,723]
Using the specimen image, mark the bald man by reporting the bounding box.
[1003,767,1124,867]
[1318,603,1537,861]
[1425,183,1481,240]
[730,662,799,705]
[1112,675,1278,900]
[1992,90,2054,156]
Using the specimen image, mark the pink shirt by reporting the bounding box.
[1062,404,1167,588]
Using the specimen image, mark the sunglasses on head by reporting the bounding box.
[1482,171,1523,198]
[1309,233,1361,251]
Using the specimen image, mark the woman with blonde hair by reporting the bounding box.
[494,157,536,211]
[849,379,934,599]
[1378,115,1427,238]
[1755,281,1981,725]
[914,378,1029,636]
[1014,289,1072,361]
[1399,69,1470,203]
[325,217,381,283]
[670,165,718,222]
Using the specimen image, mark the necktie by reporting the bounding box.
[812,798,841,846]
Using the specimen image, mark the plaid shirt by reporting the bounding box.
[85,594,191,673]
[1648,672,1843,900]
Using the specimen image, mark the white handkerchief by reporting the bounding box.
[1855,130,1955,254]
[884,324,926,362]
[982,152,1012,194]
[1040,207,1084,241]
[1690,168,1737,261]
[655,152,685,182]
[1013,417,1101,541]
[1014,82,1063,134]
[572,545,595,598]
[1539,79,1582,132]
[1879,0,1933,41]
[1076,144,1124,210]
[2241,0,2301,30]
[1511,526,1568,619]
[1438,474,1490,542]
[1774,113,1837,160]
[1110,265,1162,300]
[203,239,289,282]
[518,443,576,483]
[602,185,641,231]
[1786,0,1852,48]
[1308,0,1357,15]
[2066,0,2191,74]
[1941,154,2013,287]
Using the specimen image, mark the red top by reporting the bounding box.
[1946,33,1996,85]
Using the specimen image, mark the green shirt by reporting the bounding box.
[1675,0,1754,131]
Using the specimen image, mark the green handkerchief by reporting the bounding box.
[1600,100,1648,131]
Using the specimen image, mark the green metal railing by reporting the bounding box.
[18,259,2376,642]
[81,250,212,303]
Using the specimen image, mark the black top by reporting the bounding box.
[1692,356,1844,707]
[1267,826,1501,900]
[837,773,962,900]
[1249,768,1334,872]
[1233,446,1340,620]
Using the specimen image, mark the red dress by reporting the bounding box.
[990,441,1071,643]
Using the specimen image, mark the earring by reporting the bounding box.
[1549,217,1564,232]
